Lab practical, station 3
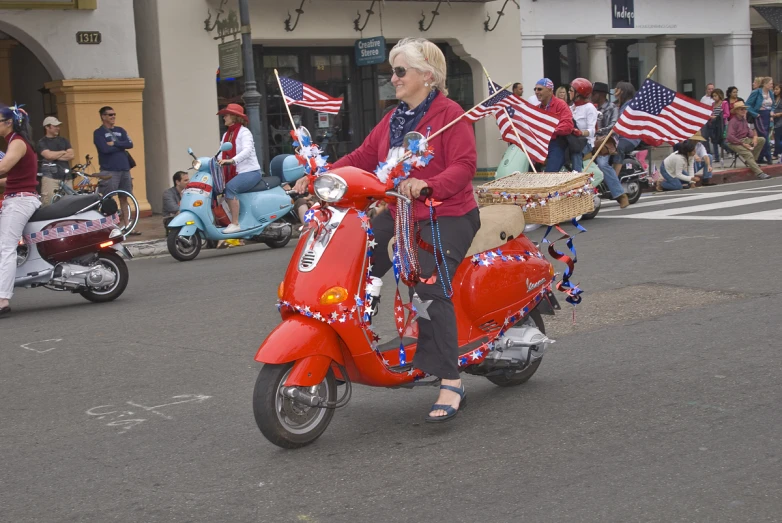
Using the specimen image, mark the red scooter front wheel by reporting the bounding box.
[253,362,337,449]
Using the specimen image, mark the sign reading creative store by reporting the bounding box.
[612,0,635,28]
[355,36,386,67]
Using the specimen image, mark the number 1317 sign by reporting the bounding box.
[76,31,101,44]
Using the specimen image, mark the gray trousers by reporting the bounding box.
[371,207,480,379]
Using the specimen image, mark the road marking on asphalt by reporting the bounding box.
[20,339,62,354]
[600,193,782,220]
[87,394,212,433]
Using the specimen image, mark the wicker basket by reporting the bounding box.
[476,171,595,225]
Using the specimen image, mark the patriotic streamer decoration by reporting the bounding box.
[290,131,331,177]
[23,214,120,244]
[541,219,587,313]
[374,137,434,185]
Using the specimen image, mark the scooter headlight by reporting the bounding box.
[192,159,202,170]
[313,174,347,203]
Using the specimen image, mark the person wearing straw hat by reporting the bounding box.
[725,101,770,180]
[216,103,262,234]
[690,131,716,186]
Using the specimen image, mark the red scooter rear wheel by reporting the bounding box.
[253,362,337,449]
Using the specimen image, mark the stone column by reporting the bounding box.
[0,40,18,104]
[587,37,609,84]
[521,33,545,99]
[45,78,151,214]
[654,36,678,89]
[713,33,753,100]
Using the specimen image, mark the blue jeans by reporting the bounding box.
[545,138,567,172]
[659,163,686,191]
[570,142,593,173]
[224,169,262,200]
[694,154,713,179]
[595,154,626,199]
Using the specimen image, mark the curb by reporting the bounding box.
[641,162,782,192]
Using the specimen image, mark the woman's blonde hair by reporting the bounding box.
[389,38,448,97]
[763,76,774,88]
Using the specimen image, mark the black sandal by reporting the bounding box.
[426,384,467,423]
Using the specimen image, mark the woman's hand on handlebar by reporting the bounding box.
[397,178,430,200]
[293,176,309,194]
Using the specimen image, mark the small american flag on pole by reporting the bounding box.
[279,76,343,114]
[463,89,516,122]
[487,81,559,163]
[614,79,712,146]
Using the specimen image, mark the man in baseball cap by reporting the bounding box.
[532,78,574,171]
[37,116,74,206]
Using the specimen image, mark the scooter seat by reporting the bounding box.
[29,194,101,222]
[246,176,282,193]
[464,205,525,258]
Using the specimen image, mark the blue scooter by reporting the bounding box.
[166,142,305,261]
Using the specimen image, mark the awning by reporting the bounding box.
[753,5,782,32]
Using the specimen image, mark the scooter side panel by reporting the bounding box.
[453,236,553,337]
[239,187,293,228]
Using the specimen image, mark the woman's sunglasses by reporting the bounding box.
[393,67,408,78]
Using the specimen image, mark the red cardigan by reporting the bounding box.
[332,93,477,218]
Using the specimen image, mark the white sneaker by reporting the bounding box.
[524,224,542,233]
[223,223,241,234]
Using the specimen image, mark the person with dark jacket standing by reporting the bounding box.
[93,106,140,234]
[532,78,574,172]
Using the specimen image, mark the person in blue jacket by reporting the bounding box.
[93,106,140,234]
[745,77,774,165]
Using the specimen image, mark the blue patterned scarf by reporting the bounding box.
[389,90,439,148]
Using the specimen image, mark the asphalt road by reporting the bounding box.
[2,179,782,523]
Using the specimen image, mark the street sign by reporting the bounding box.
[218,39,243,79]
[355,36,386,67]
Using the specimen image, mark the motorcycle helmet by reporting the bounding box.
[570,78,593,100]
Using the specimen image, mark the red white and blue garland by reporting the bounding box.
[291,131,331,177]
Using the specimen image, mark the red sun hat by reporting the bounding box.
[217,103,248,121]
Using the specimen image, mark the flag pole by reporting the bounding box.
[273,69,301,143]
[584,66,658,171]
[482,68,537,173]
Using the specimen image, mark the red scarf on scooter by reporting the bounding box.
[222,123,243,183]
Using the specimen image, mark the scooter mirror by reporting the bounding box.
[187,147,194,155]
[219,142,233,152]
[403,131,426,152]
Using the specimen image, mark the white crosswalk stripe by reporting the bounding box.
[598,182,782,221]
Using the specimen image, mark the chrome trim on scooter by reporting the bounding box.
[297,207,348,272]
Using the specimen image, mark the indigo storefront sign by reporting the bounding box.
[612,0,635,28]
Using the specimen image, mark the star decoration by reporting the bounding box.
[411,294,432,321]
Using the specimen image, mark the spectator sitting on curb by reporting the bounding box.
[656,140,700,192]
[726,101,770,180]
[690,131,716,186]
[162,171,189,227]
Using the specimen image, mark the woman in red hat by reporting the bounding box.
[217,103,261,234]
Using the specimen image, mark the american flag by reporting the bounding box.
[279,76,343,114]
[486,81,559,163]
[614,79,712,146]
[464,88,516,122]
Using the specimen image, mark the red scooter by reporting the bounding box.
[252,166,561,449]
